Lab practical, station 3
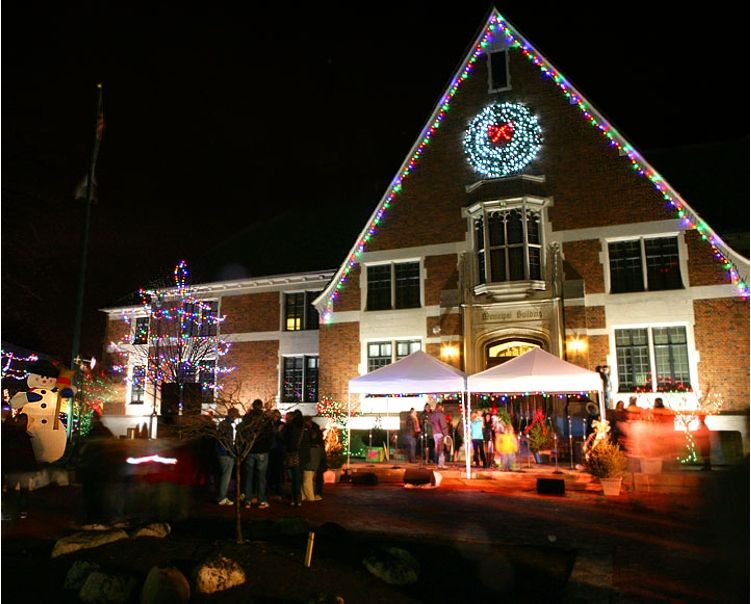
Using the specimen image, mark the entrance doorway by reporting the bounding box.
[485,338,542,368]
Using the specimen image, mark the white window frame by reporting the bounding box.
[363,338,423,373]
[364,259,423,311]
[610,322,697,395]
[280,354,320,404]
[604,233,686,294]
[487,49,511,93]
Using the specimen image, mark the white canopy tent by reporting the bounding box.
[348,350,472,478]
[467,348,605,417]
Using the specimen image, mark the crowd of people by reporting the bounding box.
[214,400,327,508]
[401,403,519,471]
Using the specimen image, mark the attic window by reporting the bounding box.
[488,50,510,92]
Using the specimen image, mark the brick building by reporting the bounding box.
[102,9,748,444]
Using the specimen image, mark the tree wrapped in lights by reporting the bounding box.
[317,395,359,458]
[73,365,117,437]
[111,260,234,416]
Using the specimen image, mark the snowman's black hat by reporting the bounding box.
[27,359,60,378]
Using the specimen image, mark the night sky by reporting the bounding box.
[2,2,748,363]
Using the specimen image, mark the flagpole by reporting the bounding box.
[69,83,104,439]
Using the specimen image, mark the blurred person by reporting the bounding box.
[421,403,434,463]
[470,411,487,468]
[430,402,449,469]
[301,417,324,502]
[495,419,518,471]
[283,410,304,506]
[2,411,37,520]
[266,409,285,501]
[403,408,419,463]
[215,407,239,505]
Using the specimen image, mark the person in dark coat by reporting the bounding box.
[2,412,38,519]
[215,407,239,505]
[282,410,304,506]
[240,399,273,509]
[266,409,285,500]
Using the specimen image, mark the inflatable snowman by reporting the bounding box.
[10,360,73,463]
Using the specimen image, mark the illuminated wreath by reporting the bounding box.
[463,102,542,178]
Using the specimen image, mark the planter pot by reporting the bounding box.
[599,477,622,496]
[640,457,663,475]
[323,469,342,484]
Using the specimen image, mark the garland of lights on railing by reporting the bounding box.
[1,350,39,381]
[321,11,748,322]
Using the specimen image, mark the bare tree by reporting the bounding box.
[180,386,272,544]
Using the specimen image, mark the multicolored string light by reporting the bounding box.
[489,13,749,297]
[1,350,39,381]
[113,260,235,401]
[320,10,748,319]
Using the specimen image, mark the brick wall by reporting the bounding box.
[424,254,459,306]
[693,298,750,410]
[685,231,732,287]
[586,306,606,330]
[587,335,610,371]
[363,50,671,256]
[332,266,361,313]
[220,340,280,405]
[563,240,604,293]
[319,322,360,402]
[221,292,280,334]
[427,314,462,337]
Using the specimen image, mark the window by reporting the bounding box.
[284,291,321,331]
[615,326,691,392]
[488,50,510,91]
[367,339,421,372]
[130,365,146,404]
[366,262,421,311]
[609,237,682,293]
[474,205,542,284]
[133,317,149,344]
[184,301,219,336]
[281,356,319,403]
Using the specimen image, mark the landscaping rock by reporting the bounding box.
[141,566,190,604]
[277,516,309,536]
[363,547,420,586]
[317,522,349,541]
[64,560,100,591]
[79,570,138,603]
[132,522,171,539]
[52,529,129,558]
[194,554,245,594]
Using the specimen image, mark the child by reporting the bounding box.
[495,420,518,471]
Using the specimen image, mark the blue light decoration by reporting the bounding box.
[319,10,748,319]
[463,102,542,177]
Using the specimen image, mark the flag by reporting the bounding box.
[75,83,104,202]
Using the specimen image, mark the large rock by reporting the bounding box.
[141,566,190,604]
[64,560,101,591]
[132,522,171,539]
[52,529,129,558]
[363,547,420,586]
[194,554,246,594]
[79,570,138,603]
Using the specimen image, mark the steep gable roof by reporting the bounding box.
[314,8,749,319]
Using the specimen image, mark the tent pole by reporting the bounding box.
[463,390,472,480]
[347,392,352,470]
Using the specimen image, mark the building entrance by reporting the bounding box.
[485,338,542,368]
